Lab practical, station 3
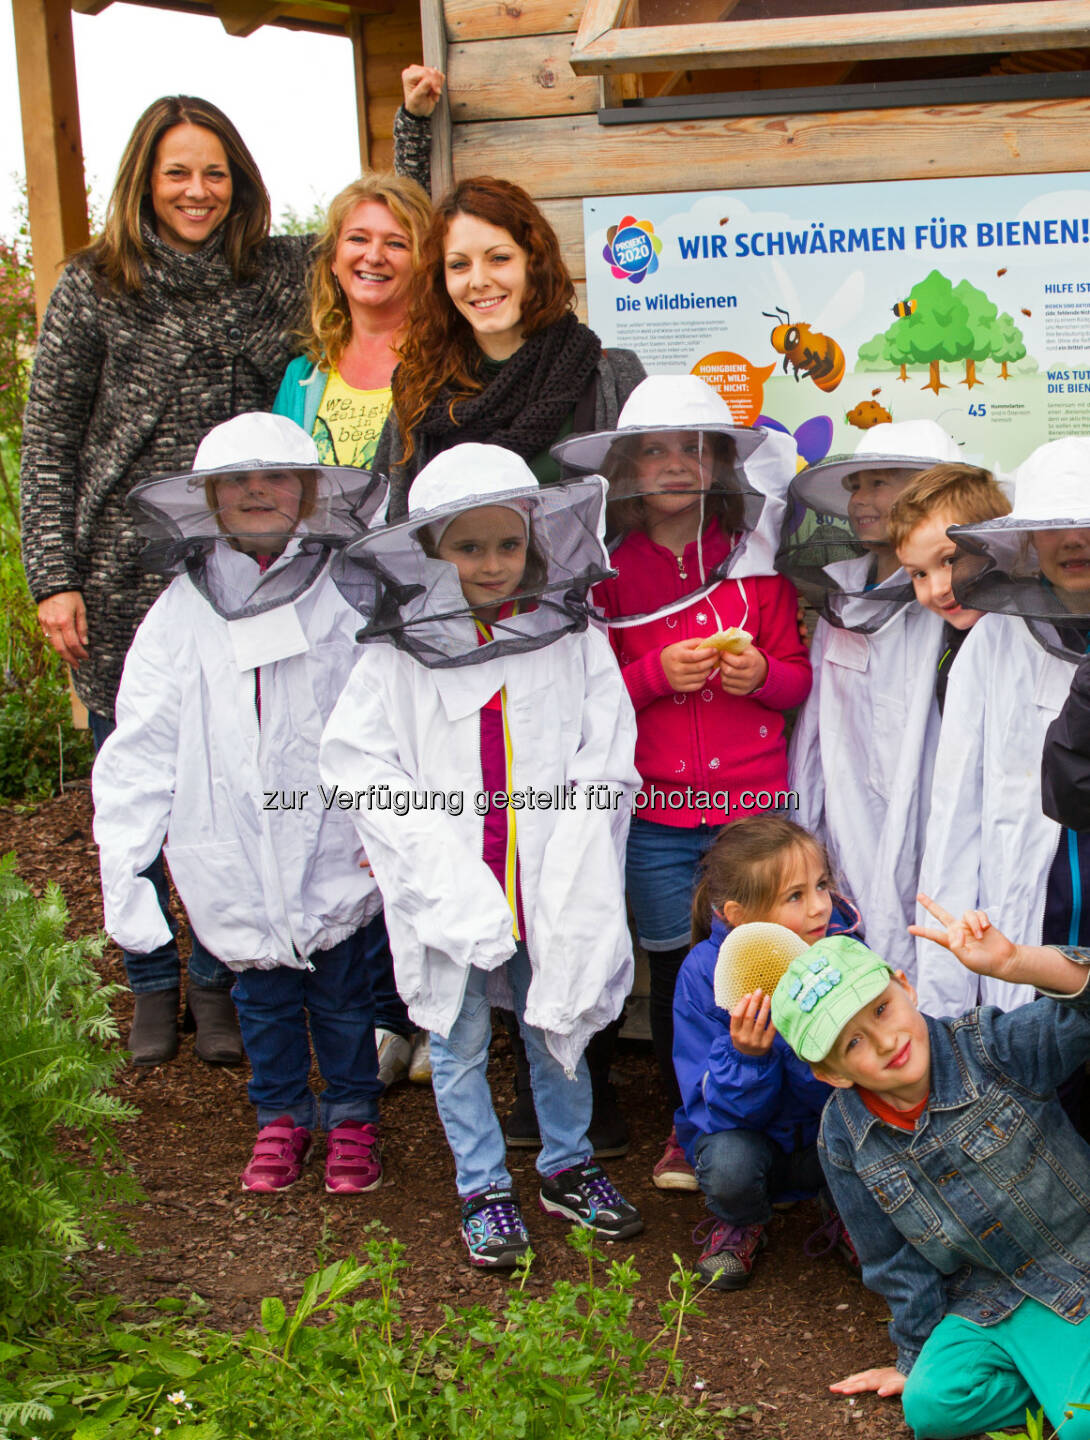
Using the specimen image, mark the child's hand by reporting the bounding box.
[730,989,777,1057]
[908,893,1017,979]
[796,598,810,647]
[829,1367,906,1398]
[661,639,719,692]
[720,646,769,695]
[401,64,445,116]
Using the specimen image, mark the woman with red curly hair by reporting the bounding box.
[374,177,645,519]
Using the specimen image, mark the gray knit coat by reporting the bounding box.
[20,226,310,719]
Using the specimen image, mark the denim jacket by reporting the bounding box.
[819,960,1090,1376]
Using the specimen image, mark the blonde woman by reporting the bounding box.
[272,171,432,470]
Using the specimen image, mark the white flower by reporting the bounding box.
[154,1429,162,1436]
[167,1391,186,1405]
[185,1403,193,1411]
[693,1380,706,1391]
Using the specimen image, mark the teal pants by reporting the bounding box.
[902,1301,1090,1440]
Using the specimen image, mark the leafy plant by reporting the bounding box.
[988,1403,1090,1439]
[0,1229,747,1438]
[0,855,139,1323]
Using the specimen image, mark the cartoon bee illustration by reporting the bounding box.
[762,307,845,393]
[891,298,917,319]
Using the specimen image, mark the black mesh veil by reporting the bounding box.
[332,446,613,668]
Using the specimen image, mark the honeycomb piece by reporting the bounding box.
[705,627,752,654]
[713,922,810,1014]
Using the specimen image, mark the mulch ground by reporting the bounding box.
[0,785,912,1440]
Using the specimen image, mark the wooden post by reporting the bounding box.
[12,0,89,325]
[349,14,373,171]
[419,0,453,196]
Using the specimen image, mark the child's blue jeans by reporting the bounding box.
[429,942,593,1198]
[231,916,384,1132]
[693,1128,823,1226]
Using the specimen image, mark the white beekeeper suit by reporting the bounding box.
[320,444,641,1074]
[915,438,1090,1014]
[781,420,959,978]
[93,413,385,970]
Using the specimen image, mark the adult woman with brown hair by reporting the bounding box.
[20,95,314,1066]
[373,176,646,521]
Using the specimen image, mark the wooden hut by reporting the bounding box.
[16,1,1090,324]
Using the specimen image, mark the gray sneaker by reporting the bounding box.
[375,1029,412,1089]
[693,1219,767,1290]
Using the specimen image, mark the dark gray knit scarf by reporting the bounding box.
[412,314,602,459]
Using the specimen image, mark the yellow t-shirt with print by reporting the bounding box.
[313,369,392,469]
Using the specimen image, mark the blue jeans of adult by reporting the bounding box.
[430,941,592,1198]
[693,1128,824,1227]
[231,916,384,1131]
[89,710,232,994]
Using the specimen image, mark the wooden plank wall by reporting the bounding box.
[440,0,1090,322]
[360,1,424,170]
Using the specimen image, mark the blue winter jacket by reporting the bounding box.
[672,901,861,1164]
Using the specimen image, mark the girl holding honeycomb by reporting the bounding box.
[672,815,860,1290]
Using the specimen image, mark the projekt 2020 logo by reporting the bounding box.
[603,216,661,284]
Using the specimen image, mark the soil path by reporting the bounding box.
[0,786,910,1440]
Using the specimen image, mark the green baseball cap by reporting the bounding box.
[771,935,892,1063]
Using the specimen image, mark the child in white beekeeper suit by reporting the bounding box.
[777,419,960,980]
[93,413,393,1196]
[916,435,1090,1018]
[320,442,643,1269]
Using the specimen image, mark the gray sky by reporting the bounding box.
[1,2,371,236]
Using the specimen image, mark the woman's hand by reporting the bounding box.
[729,989,776,1057]
[37,591,88,666]
[720,646,768,695]
[829,1367,906,1398]
[401,65,445,117]
[660,638,718,693]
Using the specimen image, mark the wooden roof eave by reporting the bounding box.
[569,0,1090,76]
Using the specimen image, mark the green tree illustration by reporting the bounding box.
[991,310,1027,380]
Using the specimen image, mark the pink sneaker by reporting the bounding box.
[652,1127,699,1191]
[241,1116,313,1193]
[325,1120,383,1195]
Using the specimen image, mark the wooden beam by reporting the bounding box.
[569,1,1090,75]
[448,34,599,120]
[452,93,1090,198]
[69,0,114,14]
[420,0,453,197]
[214,0,283,35]
[12,0,89,323]
[349,13,372,168]
[444,0,582,44]
[573,0,626,49]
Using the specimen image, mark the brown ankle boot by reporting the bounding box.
[186,984,244,1066]
[128,988,180,1065]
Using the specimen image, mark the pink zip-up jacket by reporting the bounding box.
[594,524,811,826]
